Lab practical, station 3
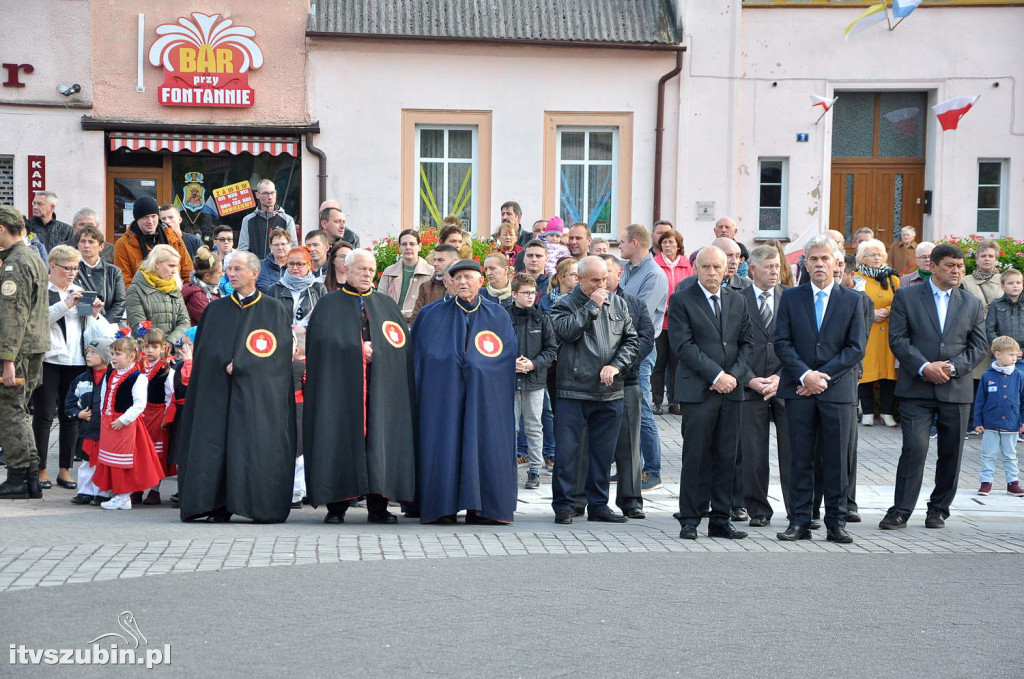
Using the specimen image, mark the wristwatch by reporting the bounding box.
[947,361,957,377]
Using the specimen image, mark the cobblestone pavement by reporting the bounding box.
[1,415,1022,593]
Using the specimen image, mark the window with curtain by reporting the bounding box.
[977,160,1006,234]
[415,126,477,230]
[758,158,788,236]
[556,127,618,235]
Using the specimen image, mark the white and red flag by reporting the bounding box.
[932,96,980,131]
[811,95,838,112]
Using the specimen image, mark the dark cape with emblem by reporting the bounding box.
[412,295,518,523]
[303,285,416,505]
[177,292,295,523]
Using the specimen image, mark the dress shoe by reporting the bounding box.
[324,512,346,524]
[708,522,747,539]
[776,525,812,541]
[38,480,53,490]
[570,507,585,517]
[432,514,458,524]
[554,510,573,525]
[730,507,749,522]
[623,507,646,519]
[846,510,862,523]
[924,509,946,529]
[809,519,821,530]
[56,477,77,490]
[668,403,683,416]
[368,511,398,524]
[826,526,853,543]
[678,523,698,540]
[70,494,94,505]
[652,404,664,416]
[206,508,232,523]
[588,508,628,523]
[878,509,908,530]
[465,512,504,525]
[143,490,161,505]
[748,515,770,528]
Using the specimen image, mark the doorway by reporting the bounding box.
[106,159,172,243]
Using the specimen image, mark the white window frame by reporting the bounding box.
[977,158,1008,235]
[555,126,620,236]
[757,157,789,237]
[414,125,479,231]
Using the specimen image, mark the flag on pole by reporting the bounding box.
[932,96,980,131]
[892,0,924,19]
[844,3,888,40]
[811,95,838,112]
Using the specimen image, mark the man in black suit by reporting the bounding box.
[737,245,790,528]
[774,235,866,544]
[668,245,753,540]
[882,243,987,530]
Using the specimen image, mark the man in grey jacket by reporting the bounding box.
[237,179,297,259]
[550,256,639,525]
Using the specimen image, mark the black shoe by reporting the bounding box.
[291,500,303,509]
[403,509,421,519]
[730,507,749,522]
[924,509,945,529]
[700,505,711,518]
[879,509,908,530]
[827,526,853,543]
[465,512,504,525]
[91,496,110,506]
[846,510,862,523]
[708,522,747,539]
[570,507,585,518]
[27,464,41,498]
[324,512,346,524]
[554,510,573,525]
[56,477,77,490]
[809,519,822,530]
[748,515,770,528]
[678,523,698,540]
[0,468,29,499]
[70,494,94,505]
[668,403,683,416]
[623,507,646,519]
[38,480,52,490]
[652,404,664,415]
[432,514,458,524]
[776,525,812,541]
[368,511,398,524]
[588,508,628,523]
[206,508,232,523]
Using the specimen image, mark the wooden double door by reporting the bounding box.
[829,163,925,247]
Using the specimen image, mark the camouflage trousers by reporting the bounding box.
[0,353,44,470]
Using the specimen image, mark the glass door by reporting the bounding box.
[106,168,171,242]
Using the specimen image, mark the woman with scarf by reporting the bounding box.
[964,239,1004,430]
[853,238,900,428]
[495,222,522,266]
[267,246,327,327]
[479,252,514,307]
[538,256,578,315]
[125,245,191,345]
[181,246,222,325]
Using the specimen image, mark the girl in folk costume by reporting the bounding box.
[164,326,197,509]
[91,336,165,510]
[134,323,175,504]
[63,338,115,507]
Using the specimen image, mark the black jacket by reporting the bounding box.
[616,289,655,386]
[550,285,639,401]
[507,303,558,391]
[266,281,328,325]
[986,294,1024,346]
[64,369,103,442]
[75,258,127,323]
[27,215,73,251]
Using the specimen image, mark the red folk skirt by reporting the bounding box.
[141,402,177,477]
[91,413,165,495]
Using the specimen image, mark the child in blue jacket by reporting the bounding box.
[974,335,1024,497]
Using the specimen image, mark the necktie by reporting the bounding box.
[815,290,826,330]
[936,291,948,332]
[711,294,722,333]
[759,290,772,328]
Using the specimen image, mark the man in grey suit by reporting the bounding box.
[882,243,987,530]
[737,245,790,528]
[669,246,754,540]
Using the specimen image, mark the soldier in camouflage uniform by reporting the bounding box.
[0,206,50,499]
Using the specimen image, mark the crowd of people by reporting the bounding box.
[1,188,1023,543]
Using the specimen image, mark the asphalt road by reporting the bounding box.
[2,551,1020,678]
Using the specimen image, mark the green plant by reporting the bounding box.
[370,227,496,285]
[935,234,1024,274]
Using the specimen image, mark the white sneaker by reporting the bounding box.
[100,494,131,510]
[861,414,874,427]
[880,414,897,428]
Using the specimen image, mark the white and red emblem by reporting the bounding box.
[474,331,503,358]
[246,329,277,358]
[382,320,406,348]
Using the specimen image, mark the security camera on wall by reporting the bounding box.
[57,83,82,96]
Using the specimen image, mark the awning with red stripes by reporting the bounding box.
[109,132,300,157]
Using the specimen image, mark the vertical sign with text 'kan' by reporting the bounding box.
[27,156,44,216]
[148,12,263,108]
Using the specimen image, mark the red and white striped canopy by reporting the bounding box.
[109,132,299,157]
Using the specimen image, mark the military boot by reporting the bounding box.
[0,467,29,499]
[26,462,42,499]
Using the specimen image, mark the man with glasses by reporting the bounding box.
[212,226,235,262]
[238,179,297,259]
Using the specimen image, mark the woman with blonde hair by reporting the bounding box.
[181,246,222,325]
[539,256,578,315]
[853,238,900,427]
[125,244,190,344]
[765,239,795,287]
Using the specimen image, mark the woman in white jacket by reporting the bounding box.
[32,245,112,489]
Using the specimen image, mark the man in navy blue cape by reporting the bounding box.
[412,259,518,524]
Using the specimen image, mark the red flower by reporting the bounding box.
[140,320,152,330]
[1000,251,1006,256]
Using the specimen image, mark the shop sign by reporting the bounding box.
[148,12,263,108]
[213,181,256,216]
[27,156,44,216]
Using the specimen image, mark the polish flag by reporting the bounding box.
[932,96,980,131]
[811,95,838,112]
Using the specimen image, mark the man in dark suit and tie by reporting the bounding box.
[882,243,987,530]
[737,245,790,528]
[774,235,866,543]
[668,245,754,540]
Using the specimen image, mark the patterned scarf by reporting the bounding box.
[857,264,898,291]
[973,269,999,285]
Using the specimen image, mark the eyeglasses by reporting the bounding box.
[564,272,579,278]
[286,262,309,269]
[258,191,277,196]
[54,264,79,273]
[215,237,234,242]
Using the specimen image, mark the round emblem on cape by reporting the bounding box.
[474,331,503,358]
[382,320,406,348]
[1,280,16,296]
[246,329,277,358]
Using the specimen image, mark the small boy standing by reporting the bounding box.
[507,273,558,489]
[986,268,1024,375]
[974,335,1024,496]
